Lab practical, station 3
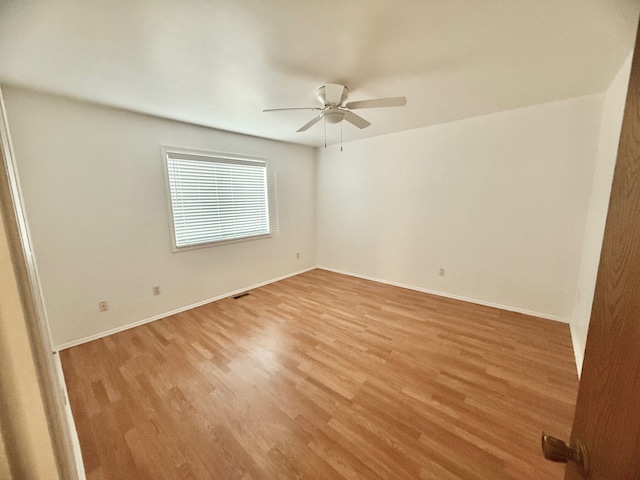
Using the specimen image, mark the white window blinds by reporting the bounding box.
[165,150,274,249]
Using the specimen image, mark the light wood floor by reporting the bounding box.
[61,269,578,480]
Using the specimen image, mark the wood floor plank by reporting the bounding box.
[61,269,577,479]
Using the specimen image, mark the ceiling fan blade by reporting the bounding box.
[345,96,407,110]
[297,115,323,132]
[263,107,319,112]
[343,111,371,129]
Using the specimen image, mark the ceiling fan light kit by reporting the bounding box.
[323,109,346,124]
[264,82,407,135]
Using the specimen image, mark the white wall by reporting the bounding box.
[3,87,316,348]
[317,94,605,320]
[571,53,633,375]
[3,81,626,356]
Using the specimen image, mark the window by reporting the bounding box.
[163,147,276,250]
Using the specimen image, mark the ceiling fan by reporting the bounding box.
[263,83,407,133]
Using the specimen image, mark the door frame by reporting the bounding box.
[0,86,82,479]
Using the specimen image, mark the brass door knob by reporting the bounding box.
[541,432,590,476]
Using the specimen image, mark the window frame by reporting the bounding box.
[161,146,275,252]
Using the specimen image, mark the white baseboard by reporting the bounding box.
[317,266,568,324]
[56,267,317,351]
[569,323,584,378]
[57,265,569,351]
[52,352,86,480]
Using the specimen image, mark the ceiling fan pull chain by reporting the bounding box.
[341,121,343,152]
[324,115,327,149]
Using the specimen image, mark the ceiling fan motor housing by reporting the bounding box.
[317,83,348,106]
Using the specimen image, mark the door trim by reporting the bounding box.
[0,85,83,479]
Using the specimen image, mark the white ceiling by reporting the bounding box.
[0,0,638,147]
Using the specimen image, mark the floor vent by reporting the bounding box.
[233,292,250,300]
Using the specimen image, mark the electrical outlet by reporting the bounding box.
[296,252,300,259]
[152,285,161,296]
[98,300,108,312]
[439,268,445,276]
